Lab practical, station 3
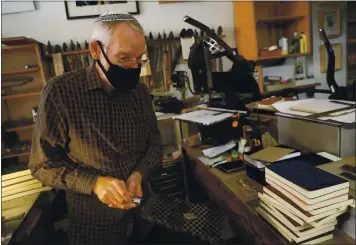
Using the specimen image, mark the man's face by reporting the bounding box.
[99,22,146,70]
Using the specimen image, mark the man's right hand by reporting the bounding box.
[93,176,137,210]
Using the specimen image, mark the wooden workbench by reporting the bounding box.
[182,139,355,245]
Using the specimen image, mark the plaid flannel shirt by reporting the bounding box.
[29,65,163,245]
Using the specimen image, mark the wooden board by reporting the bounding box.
[2,187,52,202]
[2,183,43,197]
[2,169,31,181]
[2,175,34,187]
[2,179,40,193]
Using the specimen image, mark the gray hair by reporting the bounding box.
[91,13,144,46]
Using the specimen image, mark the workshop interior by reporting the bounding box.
[1,1,356,245]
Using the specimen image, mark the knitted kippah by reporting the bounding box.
[95,12,139,23]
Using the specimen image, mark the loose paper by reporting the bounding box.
[318,112,356,124]
[172,110,233,126]
[290,99,351,114]
[202,140,236,158]
[272,100,313,116]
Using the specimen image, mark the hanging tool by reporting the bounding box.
[163,31,167,39]
[47,41,53,54]
[158,32,162,39]
[149,32,153,40]
[62,42,68,52]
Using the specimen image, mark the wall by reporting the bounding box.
[2,0,236,98]
[2,1,347,96]
[1,1,235,53]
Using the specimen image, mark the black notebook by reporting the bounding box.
[274,152,332,166]
[265,160,349,199]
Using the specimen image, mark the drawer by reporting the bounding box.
[151,162,182,180]
[151,180,184,195]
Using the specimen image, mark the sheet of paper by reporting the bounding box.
[202,140,236,158]
[272,99,313,116]
[196,105,247,114]
[180,37,195,60]
[277,152,301,161]
[317,152,341,162]
[172,110,233,126]
[198,156,224,166]
[290,99,351,114]
[318,112,356,124]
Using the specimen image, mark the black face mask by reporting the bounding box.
[96,41,141,93]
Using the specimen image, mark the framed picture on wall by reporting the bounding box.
[319,7,341,38]
[320,43,342,73]
[65,1,139,20]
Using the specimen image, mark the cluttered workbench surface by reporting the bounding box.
[181,136,355,245]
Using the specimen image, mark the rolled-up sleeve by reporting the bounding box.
[134,86,163,181]
[29,81,97,195]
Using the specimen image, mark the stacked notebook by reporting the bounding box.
[256,159,354,244]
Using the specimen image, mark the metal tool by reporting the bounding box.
[70,40,75,51]
[132,197,142,205]
[62,42,68,52]
[47,41,53,54]
[168,31,174,39]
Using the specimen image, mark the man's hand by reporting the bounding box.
[126,172,143,198]
[93,176,136,209]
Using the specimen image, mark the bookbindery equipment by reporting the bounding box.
[172,16,264,146]
[183,15,261,111]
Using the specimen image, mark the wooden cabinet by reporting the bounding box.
[234,1,311,61]
[1,37,48,173]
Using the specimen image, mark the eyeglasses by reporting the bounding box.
[117,58,150,69]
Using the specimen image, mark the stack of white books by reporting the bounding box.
[256,159,354,244]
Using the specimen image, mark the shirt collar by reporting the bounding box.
[84,64,105,92]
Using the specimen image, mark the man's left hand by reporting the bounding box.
[126,171,143,198]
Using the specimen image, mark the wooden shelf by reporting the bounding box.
[256,15,304,24]
[261,83,321,96]
[5,124,34,132]
[1,44,36,52]
[2,91,41,100]
[2,152,30,160]
[2,67,40,76]
[257,52,310,62]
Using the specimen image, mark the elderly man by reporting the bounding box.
[29,13,163,245]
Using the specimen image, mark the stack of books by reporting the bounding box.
[256,159,354,244]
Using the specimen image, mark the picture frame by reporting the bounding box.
[320,43,342,73]
[65,1,139,20]
[319,7,341,39]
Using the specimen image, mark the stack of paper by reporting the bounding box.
[256,159,354,244]
[172,110,233,126]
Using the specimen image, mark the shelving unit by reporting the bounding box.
[257,52,310,62]
[2,92,42,100]
[2,67,40,76]
[1,37,48,172]
[234,1,311,93]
